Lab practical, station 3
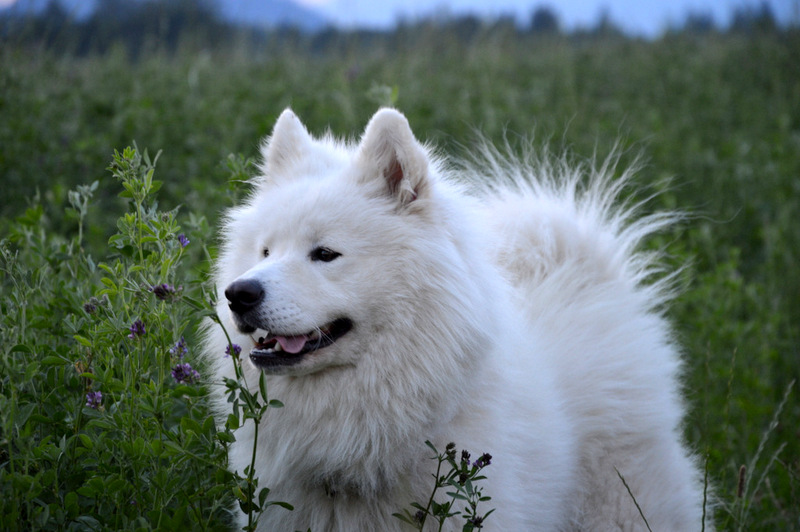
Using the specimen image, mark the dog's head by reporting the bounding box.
[218,108,442,376]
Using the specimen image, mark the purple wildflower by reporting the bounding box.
[83,296,103,314]
[177,233,190,247]
[467,515,484,528]
[128,319,146,339]
[169,336,188,359]
[461,450,471,465]
[445,442,457,459]
[171,363,200,384]
[85,390,103,409]
[225,343,242,358]
[473,453,492,468]
[151,283,180,301]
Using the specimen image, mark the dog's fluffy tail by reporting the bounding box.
[457,140,681,310]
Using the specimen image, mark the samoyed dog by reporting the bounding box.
[205,108,708,530]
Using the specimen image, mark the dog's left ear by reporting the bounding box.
[357,108,430,207]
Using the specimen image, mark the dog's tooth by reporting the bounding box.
[273,342,283,352]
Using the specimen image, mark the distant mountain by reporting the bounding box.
[1,0,329,32]
[221,0,329,32]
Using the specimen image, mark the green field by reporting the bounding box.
[1,27,798,530]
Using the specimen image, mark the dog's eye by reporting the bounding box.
[310,247,341,262]
[262,248,269,258]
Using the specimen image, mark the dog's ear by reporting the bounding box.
[357,108,430,207]
[261,108,313,176]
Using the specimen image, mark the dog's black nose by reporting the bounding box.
[225,279,265,315]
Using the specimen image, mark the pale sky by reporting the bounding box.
[301,0,795,36]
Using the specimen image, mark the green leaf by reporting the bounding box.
[15,403,36,427]
[28,414,53,425]
[64,491,79,518]
[265,501,294,511]
[162,440,184,456]
[181,417,202,436]
[40,356,69,366]
[217,431,236,444]
[132,437,145,455]
[159,258,173,279]
[259,372,268,402]
[181,295,209,310]
[150,439,162,456]
[23,361,41,381]
[258,487,271,507]
[10,344,32,353]
[202,415,216,435]
[77,433,94,450]
[232,486,246,503]
[392,512,415,525]
[74,334,93,347]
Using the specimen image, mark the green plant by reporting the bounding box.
[204,321,295,531]
[0,145,234,530]
[394,441,495,531]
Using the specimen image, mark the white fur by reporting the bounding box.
[204,108,709,531]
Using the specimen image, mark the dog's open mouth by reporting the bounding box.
[249,318,353,368]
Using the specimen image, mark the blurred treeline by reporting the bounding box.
[0,0,789,57]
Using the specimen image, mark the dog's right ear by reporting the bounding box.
[260,108,313,176]
[357,108,430,208]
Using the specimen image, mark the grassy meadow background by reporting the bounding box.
[1,5,798,530]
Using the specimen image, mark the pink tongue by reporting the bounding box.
[275,335,309,354]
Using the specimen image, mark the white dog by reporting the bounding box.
[205,108,709,530]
